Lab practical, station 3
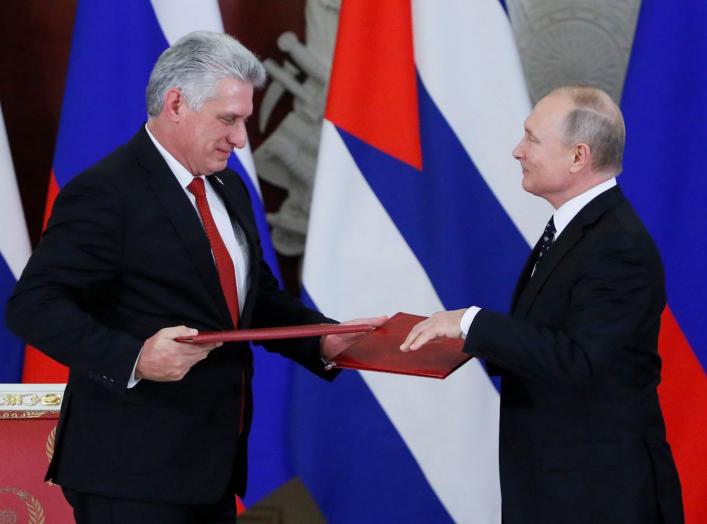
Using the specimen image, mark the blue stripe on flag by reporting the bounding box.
[1,255,23,381]
[290,293,453,523]
[53,0,168,188]
[339,76,529,312]
[247,345,296,502]
[620,0,707,371]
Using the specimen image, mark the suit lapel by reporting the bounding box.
[207,171,261,323]
[512,186,625,318]
[130,128,233,328]
[207,174,258,253]
[511,242,541,312]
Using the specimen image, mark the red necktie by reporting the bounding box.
[187,177,239,328]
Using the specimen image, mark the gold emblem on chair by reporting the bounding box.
[44,427,56,464]
[44,427,58,488]
[0,488,45,524]
[0,393,61,409]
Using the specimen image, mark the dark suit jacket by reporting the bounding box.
[464,187,683,524]
[7,128,336,504]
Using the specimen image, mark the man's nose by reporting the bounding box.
[512,142,523,160]
[227,123,247,149]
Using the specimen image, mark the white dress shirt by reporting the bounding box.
[459,177,617,338]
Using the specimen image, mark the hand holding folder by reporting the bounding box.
[178,312,470,379]
[330,312,471,379]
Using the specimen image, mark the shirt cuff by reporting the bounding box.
[127,349,143,389]
[460,306,481,339]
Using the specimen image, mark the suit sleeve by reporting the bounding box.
[249,257,338,379]
[463,233,662,383]
[6,173,143,391]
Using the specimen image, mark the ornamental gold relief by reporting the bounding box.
[0,412,47,420]
[0,385,64,415]
[0,393,62,409]
[45,427,56,464]
[506,0,641,103]
[0,487,46,524]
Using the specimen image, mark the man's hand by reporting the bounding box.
[400,309,467,352]
[321,316,388,361]
[136,326,222,382]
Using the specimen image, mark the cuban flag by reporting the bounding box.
[18,0,287,509]
[298,0,548,521]
[620,1,707,522]
[0,101,32,383]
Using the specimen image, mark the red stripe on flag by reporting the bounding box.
[22,344,68,383]
[235,495,246,515]
[325,0,421,170]
[22,169,69,383]
[658,306,707,524]
[42,169,60,231]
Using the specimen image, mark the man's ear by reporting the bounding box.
[570,143,591,173]
[162,88,184,122]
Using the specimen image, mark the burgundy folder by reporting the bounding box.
[329,312,471,379]
[175,323,373,343]
[176,313,471,379]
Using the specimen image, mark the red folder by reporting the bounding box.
[330,312,471,379]
[176,313,471,379]
[175,323,373,343]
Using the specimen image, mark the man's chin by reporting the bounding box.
[521,180,542,197]
[210,159,229,172]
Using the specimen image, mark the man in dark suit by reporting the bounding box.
[6,31,382,523]
[401,86,683,523]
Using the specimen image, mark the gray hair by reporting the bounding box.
[146,31,266,117]
[552,86,625,174]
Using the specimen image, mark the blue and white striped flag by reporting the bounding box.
[297,0,548,521]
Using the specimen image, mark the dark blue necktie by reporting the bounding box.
[533,216,556,271]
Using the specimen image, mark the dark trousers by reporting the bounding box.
[62,487,237,524]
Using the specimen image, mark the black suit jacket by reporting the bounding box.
[464,187,683,524]
[7,128,335,504]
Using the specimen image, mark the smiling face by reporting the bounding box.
[512,93,578,208]
[171,77,254,176]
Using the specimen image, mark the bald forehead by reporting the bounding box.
[526,93,574,132]
[549,86,620,120]
[537,92,575,114]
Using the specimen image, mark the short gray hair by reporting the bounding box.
[552,86,625,174]
[146,31,266,117]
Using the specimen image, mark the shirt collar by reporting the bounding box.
[553,177,617,239]
[145,124,201,189]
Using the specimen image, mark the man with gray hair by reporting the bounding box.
[402,86,684,523]
[7,31,382,523]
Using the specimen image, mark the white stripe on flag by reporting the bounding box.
[304,122,441,320]
[413,0,551,246]
[151,0,224,44]
[0,101,31,279]
[304,121,502,523]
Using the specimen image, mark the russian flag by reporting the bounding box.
[0,100,32,382]
[620,1,707,522]
[298,0,548,521]
[17,0,288,508]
